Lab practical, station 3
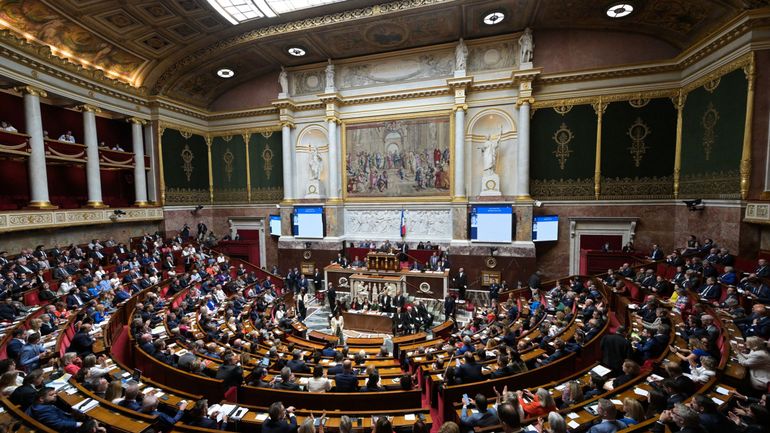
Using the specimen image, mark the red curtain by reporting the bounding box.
[101,169,134,207]
[47,164,87,209]
[580,234,623,251]
[238,230,260,240]
[95,117,132,151]
[0,159,30,210]
[40,103,83,142]
[0,92,24,131]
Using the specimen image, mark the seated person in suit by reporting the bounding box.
[117,381,143,411]
[334,360,358,392]
[187,399,228,430]
[140,395,188,428]
[272,367,300,391]
[460,393,500,432]
[360,372,384,392]
[262,401,297,433]
[28,387,82,433]
[455,352,484,384]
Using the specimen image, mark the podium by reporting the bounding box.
[366,252,399,272]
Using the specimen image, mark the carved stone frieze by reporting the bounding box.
[0,207,163,233]
[344,208,452,240]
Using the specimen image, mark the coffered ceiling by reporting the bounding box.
[0,0,767,109]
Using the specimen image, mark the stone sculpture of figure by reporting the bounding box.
[519,28,534,64]
[279,66,289,95]
[479,128,501,175]
[455,38,468,72]
[309,146,322,180]
[325,59,335,91]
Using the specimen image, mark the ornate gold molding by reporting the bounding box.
[77,104,101,113]
[279,121,296,129]
[516,97,535,107]
[127,117,147,125]
[206,136,214,204]
[12,85,47,98]
[243,133,252,202]
[682,52,754,93]
[452,104,468,112]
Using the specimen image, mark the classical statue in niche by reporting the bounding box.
[309,146,323,181]
[454,38,468,72]
[279,66,289,95]
[325,59,335,91]
[479,128,501,175]
[519,28,534,64]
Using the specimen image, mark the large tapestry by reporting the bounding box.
[344,115,451,198]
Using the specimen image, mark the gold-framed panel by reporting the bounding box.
[341,110,454,203]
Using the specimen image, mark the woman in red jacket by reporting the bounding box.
[518,387,557,418]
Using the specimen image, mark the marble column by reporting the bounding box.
[327,118,340,199]
[129,118,148,206]
[516,101,531,199]
[281,122,294,201]
[81,106,105,207]
[17,86,55,208]
[143,123,158,204]
[453,106,466,199]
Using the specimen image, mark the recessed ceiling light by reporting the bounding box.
[483,11,505,25]
[217,68,235,78]
[606,3,634,18]
[287,47,307,57]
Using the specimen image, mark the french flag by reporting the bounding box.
[400,209,406,237]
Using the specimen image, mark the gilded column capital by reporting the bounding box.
[279,121,296,129]
[127,117,147,125]
[325,116,341,124]
[78,104,102,114]
[13,85,47,98]
[452,104,468,112]
[516,97,535,107]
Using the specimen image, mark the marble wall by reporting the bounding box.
[533,202,743,279]
[0,221,161,254]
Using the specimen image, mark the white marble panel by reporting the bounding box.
[343,208,452,241]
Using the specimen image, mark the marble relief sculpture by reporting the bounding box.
[306,146,323,198]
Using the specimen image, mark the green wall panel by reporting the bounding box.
[212,135,248,203]
[680,68,747,198]
[161,128,210,205]
[248,131,283,202]
[600,98,676,198]
[530,104,596,199]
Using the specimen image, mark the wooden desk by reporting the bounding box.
[343,311,393,334]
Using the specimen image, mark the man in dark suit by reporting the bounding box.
[734,304,770,338]
[27,387,81,432]
[456,352,484,384]
[196,221,208,241]
[648,244,664,261]
[69,323,95,357]
[528,270,542,294]
[216,352,244,390]
[6,328,24,362]
[393,290,406,310]
[327,352,345,375]
[272,367,300,391]
[52,262,70,280]
[286,350,311,373]
[698,277,721,301]
[444,294,456,322]
[261,402,297,433]
[312,268,323,291]
[326,282,336,312]
[10,369,44,410]
[334,360,358,392]
[600,326,631,375]
[454,267,468,300]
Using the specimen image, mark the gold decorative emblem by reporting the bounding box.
[704,77,721,93]
[485,179,497,190]
[485,256,497,269]
[702,102,719,160]
[180,144,194,182]
[262,143,274,180]
[628,98,650,108]
[627,118,651,167]
[553,105,572,115]
[303,250,312,260]
[223,148,234,182]
[180,130,193,139]
[260,132,274,139]
[308,184,318,194]
[221,135,233,142]
[552,123,574,170]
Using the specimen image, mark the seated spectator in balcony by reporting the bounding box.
[0,121,17,132]
[718,266,738,286]
[28,387,81,432]
[735,305,770,338]
[460,393,499,432]
[98,141,108,148]
[697,277,721,302]
[519,388,556,418]
[58,131,76,143]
